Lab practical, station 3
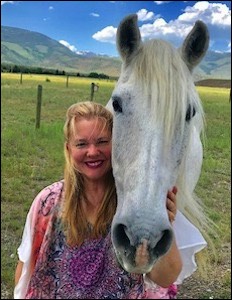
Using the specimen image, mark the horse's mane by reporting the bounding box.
[130,39,215,252]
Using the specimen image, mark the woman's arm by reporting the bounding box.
[146,236,182,287]
[146,187,182,287]
[15,260,24,285]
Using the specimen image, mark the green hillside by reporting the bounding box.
[194,51,231,80]
[1,25,231,79]
[1,26,121,76]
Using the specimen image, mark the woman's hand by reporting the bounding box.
[166,186,177,223]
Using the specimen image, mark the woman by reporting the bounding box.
[14,101,182,299]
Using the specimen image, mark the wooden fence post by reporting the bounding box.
[20,73,22,84]
[66,75,69,88]
[35,85,42,129]
[90,82,95,101]
[90,82,99,101]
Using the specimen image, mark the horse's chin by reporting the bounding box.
[122,262,155,274]
[114,248,158,274]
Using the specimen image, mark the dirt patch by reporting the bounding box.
[177,250,231,299]
[1,283,12,299]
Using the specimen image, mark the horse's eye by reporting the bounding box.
[112,96,123,113]
[186,104,196,121]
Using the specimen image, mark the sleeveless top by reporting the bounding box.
[14,180,206,299]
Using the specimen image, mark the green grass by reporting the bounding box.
[1,73,231,299]
[180,86,231,299]
[196,87,230,238]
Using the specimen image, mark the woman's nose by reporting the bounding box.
[87,143,99,156]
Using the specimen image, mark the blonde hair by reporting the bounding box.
[62,101,116,246]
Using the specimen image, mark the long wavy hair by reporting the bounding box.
[62,101,116,246]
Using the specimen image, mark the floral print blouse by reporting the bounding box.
[15,180,206,299]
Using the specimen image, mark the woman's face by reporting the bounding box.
[67,117,112,182]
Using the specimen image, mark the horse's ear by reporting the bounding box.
[181,20,209,72]
[117,14,141,62]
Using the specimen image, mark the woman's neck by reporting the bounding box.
[82,179,108,224]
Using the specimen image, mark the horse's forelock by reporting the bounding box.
[130,39,204,146]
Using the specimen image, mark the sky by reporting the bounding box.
[1,1,231,57]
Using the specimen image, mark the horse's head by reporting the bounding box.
[109,14,209,274]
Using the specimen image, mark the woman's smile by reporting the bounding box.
[85,160,104,168]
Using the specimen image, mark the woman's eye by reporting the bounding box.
[76,143,87,148]
[97,140,109,145]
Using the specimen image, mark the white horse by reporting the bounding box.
[107,14,211,274]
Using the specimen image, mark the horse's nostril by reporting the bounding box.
[152,229,173,257]
[112,223,173,256]
[112,223,131,250]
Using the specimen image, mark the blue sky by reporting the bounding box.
[1,1,231,57]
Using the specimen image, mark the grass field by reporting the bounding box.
[1,73,231,299]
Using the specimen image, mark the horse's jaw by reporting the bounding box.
[111,211,174,274]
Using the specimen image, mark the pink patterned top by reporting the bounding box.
[15,180,177,299]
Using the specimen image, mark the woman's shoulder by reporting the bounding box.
[36,179,64,198]
[31,179,64,216]
[39,179,64,194]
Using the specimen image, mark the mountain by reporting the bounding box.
[1,26,121,77]
[1,25,231,79]
[194,51,231,81]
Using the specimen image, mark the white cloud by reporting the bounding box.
[59,40,78,53]
[92,9,155,44]
[155,0,188,3]
[227,42,231,53]
[1,1,14,5]
[48,6,54,10]
[137,9,155,22]
[92,26,117,43]
[178,1,231,26]
[154,1,171,5]
[92,1,231,52]
[90,12,100,17]
[138,18,193,47]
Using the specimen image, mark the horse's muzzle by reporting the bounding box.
[111,222,173,273]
